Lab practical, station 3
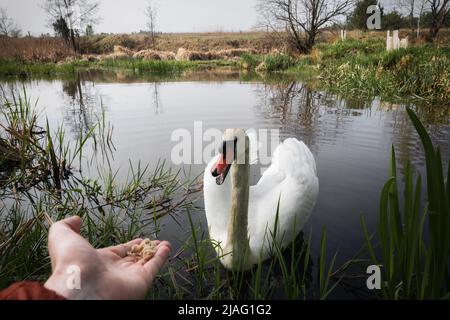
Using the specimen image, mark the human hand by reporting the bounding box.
[44,216,171,300]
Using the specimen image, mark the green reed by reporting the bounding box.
[0,88,200,289]
[0,88,366,300]
[157,201,341,300]
[97,58,196,75]
[0,59,89,77]
[0,88,343,299]
[240,53,294,73]
[361,106,449,299]
[0,58,202,78]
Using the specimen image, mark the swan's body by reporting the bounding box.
[204,129,319,271]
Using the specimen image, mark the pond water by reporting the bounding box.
[1,70,449,298]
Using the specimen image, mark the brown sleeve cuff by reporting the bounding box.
[0,281,66,300]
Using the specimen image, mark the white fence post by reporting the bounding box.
[386,30,392,51]
[387,30,408,51]
[400,36,409,49]
[393,30,399,50]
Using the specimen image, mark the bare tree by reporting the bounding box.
[397,0,417,33]
[396,0,428,37]
[0,7,21,37]
[416,0,428,37]
[42,0,100,52]
[257,0,354,53]
[427,0,450,40]
[146,1,157,46]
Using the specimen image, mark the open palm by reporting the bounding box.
[44,216,171,300]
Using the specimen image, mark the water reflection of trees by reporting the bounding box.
[254,81,449,176]
[61,72,105,137]
[151,83,163,115]
[387,101,449,175]
[254,81,364,152]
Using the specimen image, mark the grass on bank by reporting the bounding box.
[240,53,294,73]
[316,40,450,103]
[241,38,449,104]
[97,58,196,74]
[0,60,86,77]
[0,58,199,78]
[1,36,448,103]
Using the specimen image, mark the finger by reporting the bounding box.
[101,238,143,258]
[143,241,171,277]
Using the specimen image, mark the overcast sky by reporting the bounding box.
[0,0,259,35]
[1,0,402,36]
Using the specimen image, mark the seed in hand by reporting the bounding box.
[127,239,158,261]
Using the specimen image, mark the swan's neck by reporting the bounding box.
[226,149,250,269]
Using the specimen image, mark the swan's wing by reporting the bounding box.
[249,138,319,252]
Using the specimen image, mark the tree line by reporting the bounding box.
[257,0,449,53]
[347,0,450,38]
[0,0,157,53]
[0,0,448,55]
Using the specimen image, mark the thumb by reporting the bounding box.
[48,216,84,269]
[49,215,82,238]
[61,215,82,233]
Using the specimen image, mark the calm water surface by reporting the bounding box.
[1,72,449,297]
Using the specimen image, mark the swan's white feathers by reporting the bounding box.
[204,136,319,269]
[246,130,259,165]
[249,138,318,256]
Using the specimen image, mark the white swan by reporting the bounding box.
[204,129,319,271]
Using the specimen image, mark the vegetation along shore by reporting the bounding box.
[1,30,449,104]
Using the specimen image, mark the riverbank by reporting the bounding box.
[1,38,449,104]
[0,58,242,79]
[315,39,449,104]
[242,39,450,104]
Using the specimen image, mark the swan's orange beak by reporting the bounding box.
[211,153,231,185]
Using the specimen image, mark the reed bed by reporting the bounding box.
[0,88,447,299]
[0,88,343,299]
[0,57,234,78]
[361,107,449,299]
[0,36,73,63]
[152,211,340,300]
[97,58,196,75]
[240,53,294,73]
[0,89,201,289]
[2,36,448,106]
